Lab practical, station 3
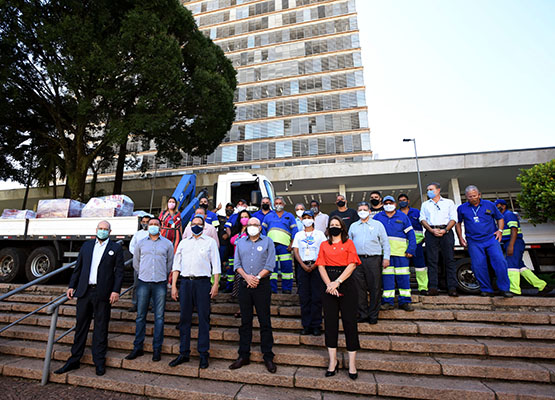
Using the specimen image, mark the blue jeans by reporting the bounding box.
[133,280,167,352]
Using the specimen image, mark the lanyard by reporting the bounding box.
[471,206,481,217]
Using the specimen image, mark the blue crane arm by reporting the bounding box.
[170,174,207,224]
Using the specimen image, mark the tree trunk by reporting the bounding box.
[65,162,89,201]
[89,166,99,199]
[112,139,128,195]
[52,167,58,199]
[21,157,33,209]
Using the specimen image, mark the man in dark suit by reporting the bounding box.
[54,220,124,376]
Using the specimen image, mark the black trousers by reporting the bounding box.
[238,277,274,362]
[354,255,382,321]
[425,230,458,290]
[179,278,211,357]
[68,285,111,367]
[323,267,360,352]
[297,262,323,329]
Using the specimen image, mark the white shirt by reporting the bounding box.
[314,212,329,233]
[292,229,327,262]
[172,234,221,277]
[89,239,109,284]
[129,229,149,255]
[419,197,458,226]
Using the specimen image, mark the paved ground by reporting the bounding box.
[0,376,153,399]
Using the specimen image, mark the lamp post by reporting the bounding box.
[403,138,424,205]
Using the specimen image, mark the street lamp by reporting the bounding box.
[403,138,424,205]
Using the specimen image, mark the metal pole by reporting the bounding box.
[41,306,59,385]
[413,139,424,205]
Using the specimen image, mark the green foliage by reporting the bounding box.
[517,160,555,224]
[0,0,236,200]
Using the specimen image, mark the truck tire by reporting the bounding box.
[0,247,26,283]
[25,246,57,283]
[455,257,481,294]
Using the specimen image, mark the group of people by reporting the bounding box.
[52,183,548,380]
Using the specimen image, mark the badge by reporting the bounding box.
[108,250,114,256]
[304,248,311,258]
[473,216,480,223]
[257,246,263,251]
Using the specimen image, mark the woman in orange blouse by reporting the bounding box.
[315,215,361,380]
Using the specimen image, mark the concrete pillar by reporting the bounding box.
[161,195,167,211]
[339,184,346,198]
[449,178,462,206]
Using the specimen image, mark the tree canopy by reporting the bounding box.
[517,160,555,225]
[0,0,237,200]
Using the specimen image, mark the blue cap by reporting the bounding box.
[383,195,395,203]
[302,210,314,217]
[494,199,507,206]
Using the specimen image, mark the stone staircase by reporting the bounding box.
[0,283,554,399]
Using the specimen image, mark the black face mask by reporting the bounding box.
[370,199,380,207]
[261,203,270,211]
[336,201,346,208]
[329,227,342,237]
[226,209,233,216]
[199,203,208,210]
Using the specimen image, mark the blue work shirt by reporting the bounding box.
[234,235,276,276]
[457,200,503,242]
[348,218,391,260]
[501,209,523,243]
[252,209,274,224]
[261,211,298,246]
[191,210,219,226]
[373,210,417,257]
[225,213,239,230]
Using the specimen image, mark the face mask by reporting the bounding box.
[240,217,249,226]
[399,201,409,208]
[302,219,314,227]
[199,203,208,210]
[96,229,109,240]
[310,207,319,214]
[358,210,370,220]
[191,225,203,235]
[384,204,396,212]
[236,206,246,212]
[148,225,160,235]
[247,226,260,236]
[370,199,380,207]
[296,210,304,218]
[275,204,284,212]
[329,227,342,237]
[427,190,436,199]
[226,209,233,216]
[261,203,270,211]
[336,200,346,208]
[168,202,176,210]
[141,223,148,230]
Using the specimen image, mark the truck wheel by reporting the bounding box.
[0,248,26,283]
[456,257,481,294]
[25,246,57,283]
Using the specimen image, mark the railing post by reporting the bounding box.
[41,306,59,386]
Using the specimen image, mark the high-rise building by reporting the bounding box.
[127,0,372,175]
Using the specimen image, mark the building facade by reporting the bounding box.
[124,0,371,176]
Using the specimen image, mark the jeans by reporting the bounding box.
[133,280,167,352]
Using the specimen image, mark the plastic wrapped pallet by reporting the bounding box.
[1,209,37,219]
[81,195,134,218]
[37,199,85,218]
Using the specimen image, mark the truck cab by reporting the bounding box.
[214,173,275,215]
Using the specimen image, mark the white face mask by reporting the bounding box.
[247,226,260,236]
[384,204,396,212]
[236,206,246,212]
[358,210,370,220]
[296,210,304,218]
[275,204,284,212]
[302,219,314,227]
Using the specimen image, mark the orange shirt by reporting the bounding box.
[315,239,361,267]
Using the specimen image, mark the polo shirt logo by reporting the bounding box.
[485,209,492,214]
[395,220,403,224]
[257,246,263,251]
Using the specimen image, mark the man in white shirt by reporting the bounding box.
[310,199,329,233]
[419,182,459,296]
[169,214,221,369]
[292,210,327,336]
[128,215,151,312]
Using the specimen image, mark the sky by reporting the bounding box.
[355,0,555,159]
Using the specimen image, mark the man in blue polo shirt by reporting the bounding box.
[455,185,512,297]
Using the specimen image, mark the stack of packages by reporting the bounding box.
[81,195,134,218]
[1,209,37,219]
[37,199,85,218]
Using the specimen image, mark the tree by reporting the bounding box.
[517,160,555,225]
[0,0,236,200]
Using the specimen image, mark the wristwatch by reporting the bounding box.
[255,275,261,280]
[336,278,343,285]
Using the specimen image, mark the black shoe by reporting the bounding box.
[95,365,105,376]
[428,288,439,296]
[448,289,459,297]
[419,290,428,296]
[169,354,189,367]
[282,290,292,294]
[312,327,322,336]
[368,319,378,325]
[54,362,80,374]
[152,351,161,362]
[264,359,277,373]
[380,303,394,311]
[538,285,553,296]
[399,303,414,312]
[125,348,144,360]
[325,361,339,377]
[229,357,250,370]
[503,291,514,298]
[199,356,209,369]
[480,291,494,297]
[357,317,369,323]
[300,327,311,335]
[127,305,137,312]
[349,372,358,380]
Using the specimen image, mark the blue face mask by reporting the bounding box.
[399,201,409,208]
[427,190,436,199]
[148,225,160,235]
[96,229,109,240]
[191,225,204,235]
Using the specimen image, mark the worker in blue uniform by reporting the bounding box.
[252,197,274,224]
[398,194,428,294]
[261,196,298,294]
[455,186,512,297]
[495,199,548,295]
[194,196,220,227]
[374,196,416,311]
